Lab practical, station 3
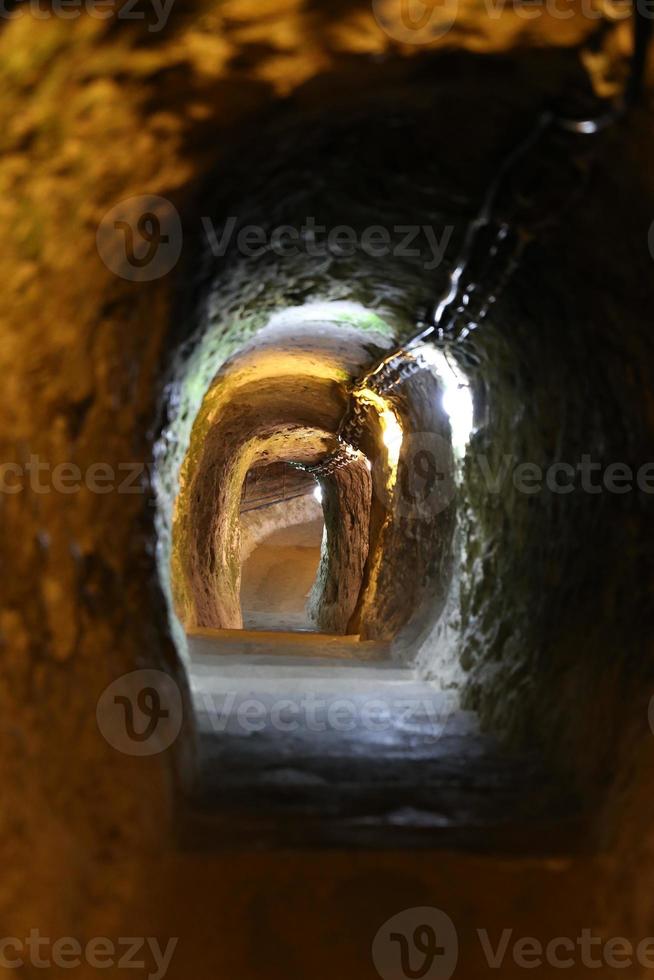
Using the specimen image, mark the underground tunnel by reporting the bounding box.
[4,3,654,978]
[148,73,644,848]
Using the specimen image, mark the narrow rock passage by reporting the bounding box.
[240,518,323,631]
[181,634,581,852]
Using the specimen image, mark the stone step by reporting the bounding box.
[185,626,390,664]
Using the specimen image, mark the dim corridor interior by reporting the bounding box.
[179,627,581,851]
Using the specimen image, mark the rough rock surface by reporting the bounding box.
[307,457,372,633]
[171,317,389,630]
[2,5,654,979]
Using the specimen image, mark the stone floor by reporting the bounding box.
[179,631,583,853]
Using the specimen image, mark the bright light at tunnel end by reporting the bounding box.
[416,345,474,456]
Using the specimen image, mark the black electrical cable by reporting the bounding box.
[299,5,652,470]
[413,1,654,347]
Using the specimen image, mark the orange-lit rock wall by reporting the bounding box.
[2,4,654,978]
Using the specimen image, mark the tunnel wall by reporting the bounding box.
[307,457,372,634]
[3,10,654,975]
[161,62,654,804]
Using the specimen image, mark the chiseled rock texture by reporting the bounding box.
[240,480,322,563]
[307,456,372,634]
[2,5,654,979]
[171,318,390,631]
